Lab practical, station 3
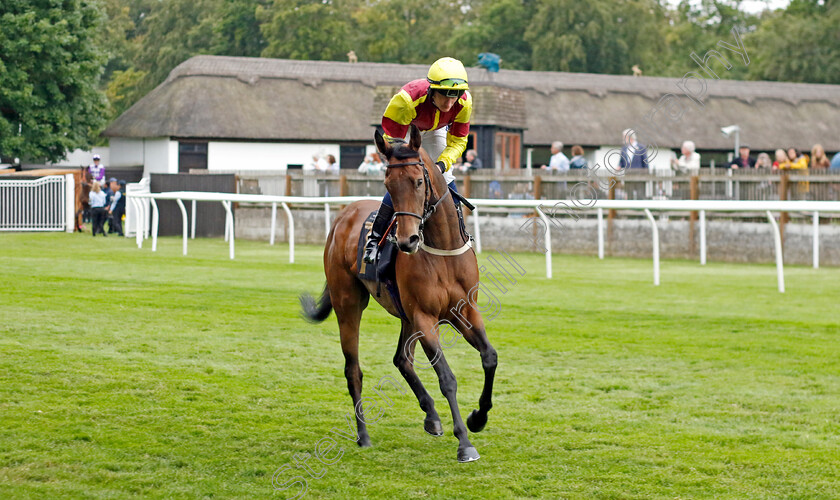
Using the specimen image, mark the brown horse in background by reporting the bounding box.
[74,167,92,232]
[301,126,497,462]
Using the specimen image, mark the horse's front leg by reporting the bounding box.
[459,314,497,433]
[413,314,479,462]
[393,321,443,436]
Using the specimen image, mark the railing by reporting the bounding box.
[232,169,840,203]
[0,174,74,232]
[126,190,840,294]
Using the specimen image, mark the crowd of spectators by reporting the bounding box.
[539,132,840,175]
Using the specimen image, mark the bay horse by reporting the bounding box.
[300,125,497,462]
[75,167,92,232]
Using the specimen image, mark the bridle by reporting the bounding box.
[383,158,450,234]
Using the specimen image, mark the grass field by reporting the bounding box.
[1,232,839,499]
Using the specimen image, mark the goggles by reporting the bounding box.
[438,88,465,98]
[430,77,467,88]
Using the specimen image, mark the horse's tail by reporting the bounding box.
[299,284,332,323]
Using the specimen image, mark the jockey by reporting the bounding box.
[363,56,473,263]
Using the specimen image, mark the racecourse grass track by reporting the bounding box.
[1,232,838,499]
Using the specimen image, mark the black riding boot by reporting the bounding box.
[363,203,395,264]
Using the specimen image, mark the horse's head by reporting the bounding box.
[375,125,429,255]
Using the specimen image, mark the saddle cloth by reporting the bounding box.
[355,211,408,318]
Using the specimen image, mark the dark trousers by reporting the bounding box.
[110,209,124,236]
[91,207,108,236]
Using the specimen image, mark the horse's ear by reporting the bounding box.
[408,124,422,151]
[374,129,391,158]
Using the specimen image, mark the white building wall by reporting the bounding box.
[143,138,177,177]
[207,141,340,171]
[48,147,110,167]
[109,138,144,166]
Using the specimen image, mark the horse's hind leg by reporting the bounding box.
[332,274,372,447]
[393,321,443,436]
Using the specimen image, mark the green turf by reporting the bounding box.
[1,232,838,499]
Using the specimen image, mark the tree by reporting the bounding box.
[746,0,840,83]
[129,0,223,98]
[524,0,663,74]
[350,0,464,64]
[213,0,268,57]
[0,0,108,162]
[259,0,356,60]
[449,0,536,70]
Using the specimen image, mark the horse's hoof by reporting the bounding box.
[357,436,372,448]
[466,409,487,433]
[424,418,443,436]
[457,446,480,463]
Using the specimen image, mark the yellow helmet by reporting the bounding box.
[427,57,469,96]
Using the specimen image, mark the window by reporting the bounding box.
[178,141,208,173]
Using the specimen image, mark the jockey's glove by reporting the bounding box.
[436,161,446,174]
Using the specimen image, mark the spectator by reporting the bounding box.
[107,179,125,236]
[460,149,483,173]
[729,145,755,169]
[488,180,503,199]
[671,140,701,173]
[88,154,105,183]
[831,151,840,169]
[326,154,339,175]
[357,154,382,175]
[104,177,117,233]
[786,148,809,170]
[569,145,587,170]
[619,129,648,169]
[306,154,330,173]
[755,152,773,169]
[810,144,830,169]
[541,141,570,172]
[89,182,108,237]
[773,149,790,170]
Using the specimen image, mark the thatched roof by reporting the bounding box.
[104,55,840,151]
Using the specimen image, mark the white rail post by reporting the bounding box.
[597,207,604,259]
[191,200,197,239]
[151,198,159,252]
[64,174,74,233]
[324,203,330,240]
[472,208,482,254]
[175,199,188,256]
[132,198,143,248]
[222,200,234,259]
[224,205,229,242]
[270,202,277,245]
[281,202,295,263]
[700,209,706,265]
[644,209,660,286]
[766,210,785,293]
[535,205,552,279]
[142,200,149,240]
[813,211,819,269]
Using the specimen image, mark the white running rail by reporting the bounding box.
[127,191,840,293]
